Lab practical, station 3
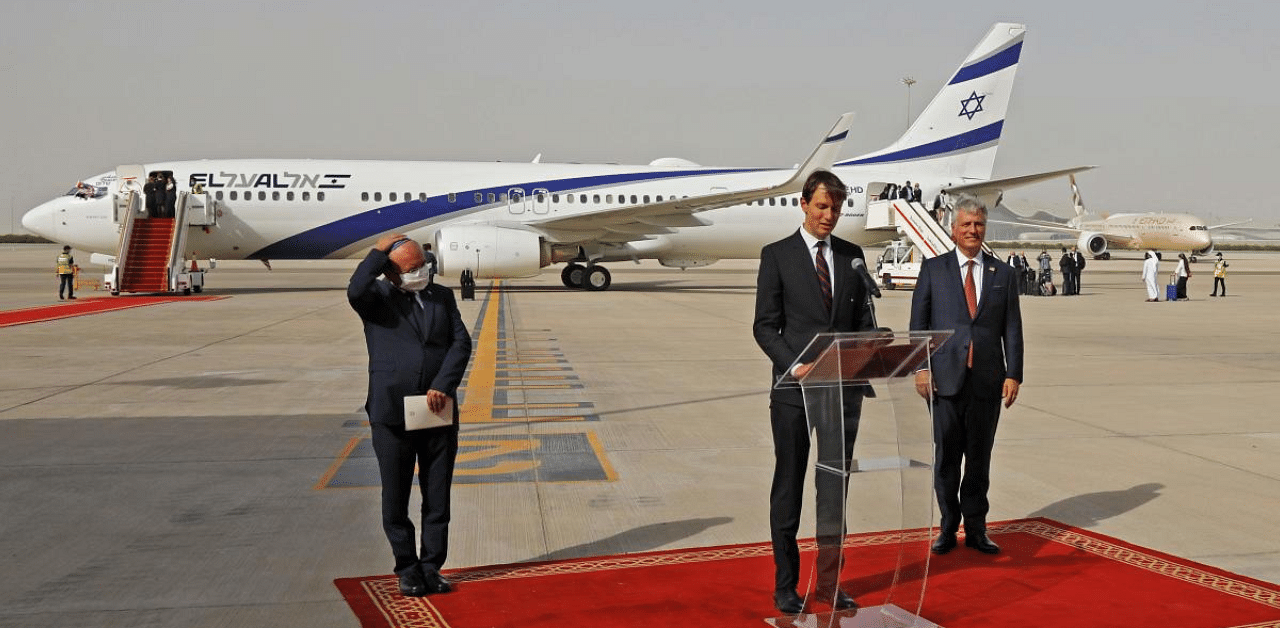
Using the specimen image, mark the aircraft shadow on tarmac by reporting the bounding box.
[1025,482,1165,528]
[528,516,734,562]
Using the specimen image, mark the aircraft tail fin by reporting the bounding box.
[1069,174,1088,218]
[837,23,1026,181]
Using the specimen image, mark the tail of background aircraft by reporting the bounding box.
[1070,174,1088,218]
[837,22,1026,181]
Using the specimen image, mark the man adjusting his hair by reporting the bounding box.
[348,233,472,598]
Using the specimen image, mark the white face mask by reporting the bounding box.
[398,267,432,292]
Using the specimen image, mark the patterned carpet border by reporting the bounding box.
[334,517,1280,628]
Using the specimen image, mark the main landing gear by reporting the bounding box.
[560,263,612,291]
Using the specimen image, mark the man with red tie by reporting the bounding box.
[910,195,1023,556]
[753,170,874,614]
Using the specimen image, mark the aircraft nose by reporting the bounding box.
[21,200,56,240]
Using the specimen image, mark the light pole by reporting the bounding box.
[901,76,916,130]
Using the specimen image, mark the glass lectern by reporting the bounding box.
[767,331,952,628]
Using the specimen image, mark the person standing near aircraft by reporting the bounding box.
[753,170,872,614]
[1058,248,1075,296]
[163,173,177,218]
[910,195,1023,556]
[1019,252,1033,295]
[1006,250,1025,295]
[1211,252,1228,297]
[55,245,78,300]
[1175,253,1191,301]
[1142,251,1161,301]
[143,173,160,218]
[1072,246,1086,294]
[1037,250,1052,295]
[423,242,438,277]
[348,233,472,598]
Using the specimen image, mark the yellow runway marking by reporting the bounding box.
[459,282,500,425]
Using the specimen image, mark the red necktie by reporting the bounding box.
[816,241,832,314]
[965,260,977,367]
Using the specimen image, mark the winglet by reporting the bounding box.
[779,112,855,191]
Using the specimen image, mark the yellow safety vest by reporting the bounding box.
[56,252,74,275]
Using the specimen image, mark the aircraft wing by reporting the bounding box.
[946,165,1097,199]
[1208,218,1253,230]
[521,113,855,244]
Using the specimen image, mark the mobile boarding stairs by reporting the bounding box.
[93,165,217,295]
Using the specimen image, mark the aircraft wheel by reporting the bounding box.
[1101,252,1111,260]
[193,286,203,293]
[1189,256,1197,263]
[581,266,612,291]
[561,263,585,289]
[183,288,192,296]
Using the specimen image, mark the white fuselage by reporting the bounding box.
[24,158,965,270]
[1075,212,1212,253]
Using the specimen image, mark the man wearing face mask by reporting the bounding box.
[348,233,472,598]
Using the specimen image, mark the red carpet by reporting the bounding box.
[0,295,223,327]
[335,518,1280,628]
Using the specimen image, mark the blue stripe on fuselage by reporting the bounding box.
[249,167,767,259]
[948,41,1022,85]
[834,121,1003,167]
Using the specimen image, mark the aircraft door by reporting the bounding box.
[532,188,550,214]
[507,188,526,214]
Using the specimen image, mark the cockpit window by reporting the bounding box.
[66,183,106,199]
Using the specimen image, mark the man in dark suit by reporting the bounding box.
[349,233,472,597]
[753,170,874,614]
[1072,245,1086,294]
[1059,248,1075,296]
[909,195,1023,555]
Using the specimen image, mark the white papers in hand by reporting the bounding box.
[403,394,453,430]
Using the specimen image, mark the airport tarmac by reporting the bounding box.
[1,243,1277,628]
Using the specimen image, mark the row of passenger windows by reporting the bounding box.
[210,188,855,208]
[355,190,855,207]
[214,190,326,202]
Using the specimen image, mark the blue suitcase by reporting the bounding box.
[1166,284,1178,301]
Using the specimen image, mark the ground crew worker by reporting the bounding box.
[56,245,78,300]
[1211,252,1228,297]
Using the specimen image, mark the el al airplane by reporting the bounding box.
[23,23,1088,292]
[996,174,1243,262]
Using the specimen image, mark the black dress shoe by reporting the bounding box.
[398,569,427,597]
[965,531,1000,554]
[814,584,858,610]
[423,570,452,594]
[774,589,804,614]
[930,531,957,555]
[830,589,858,610]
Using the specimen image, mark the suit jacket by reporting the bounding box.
[909,251,1023,399]
[753,230,874,405]
[348,249,472,426]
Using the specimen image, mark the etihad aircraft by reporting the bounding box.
[997,175,1231,261]
[23,22,1086,292]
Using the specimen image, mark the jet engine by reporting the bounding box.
[1078,232,1109,259]
[435,226,549,279]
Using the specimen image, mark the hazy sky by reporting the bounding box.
[4,0,1278,233]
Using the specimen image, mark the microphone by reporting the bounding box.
[850,257,882,298]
